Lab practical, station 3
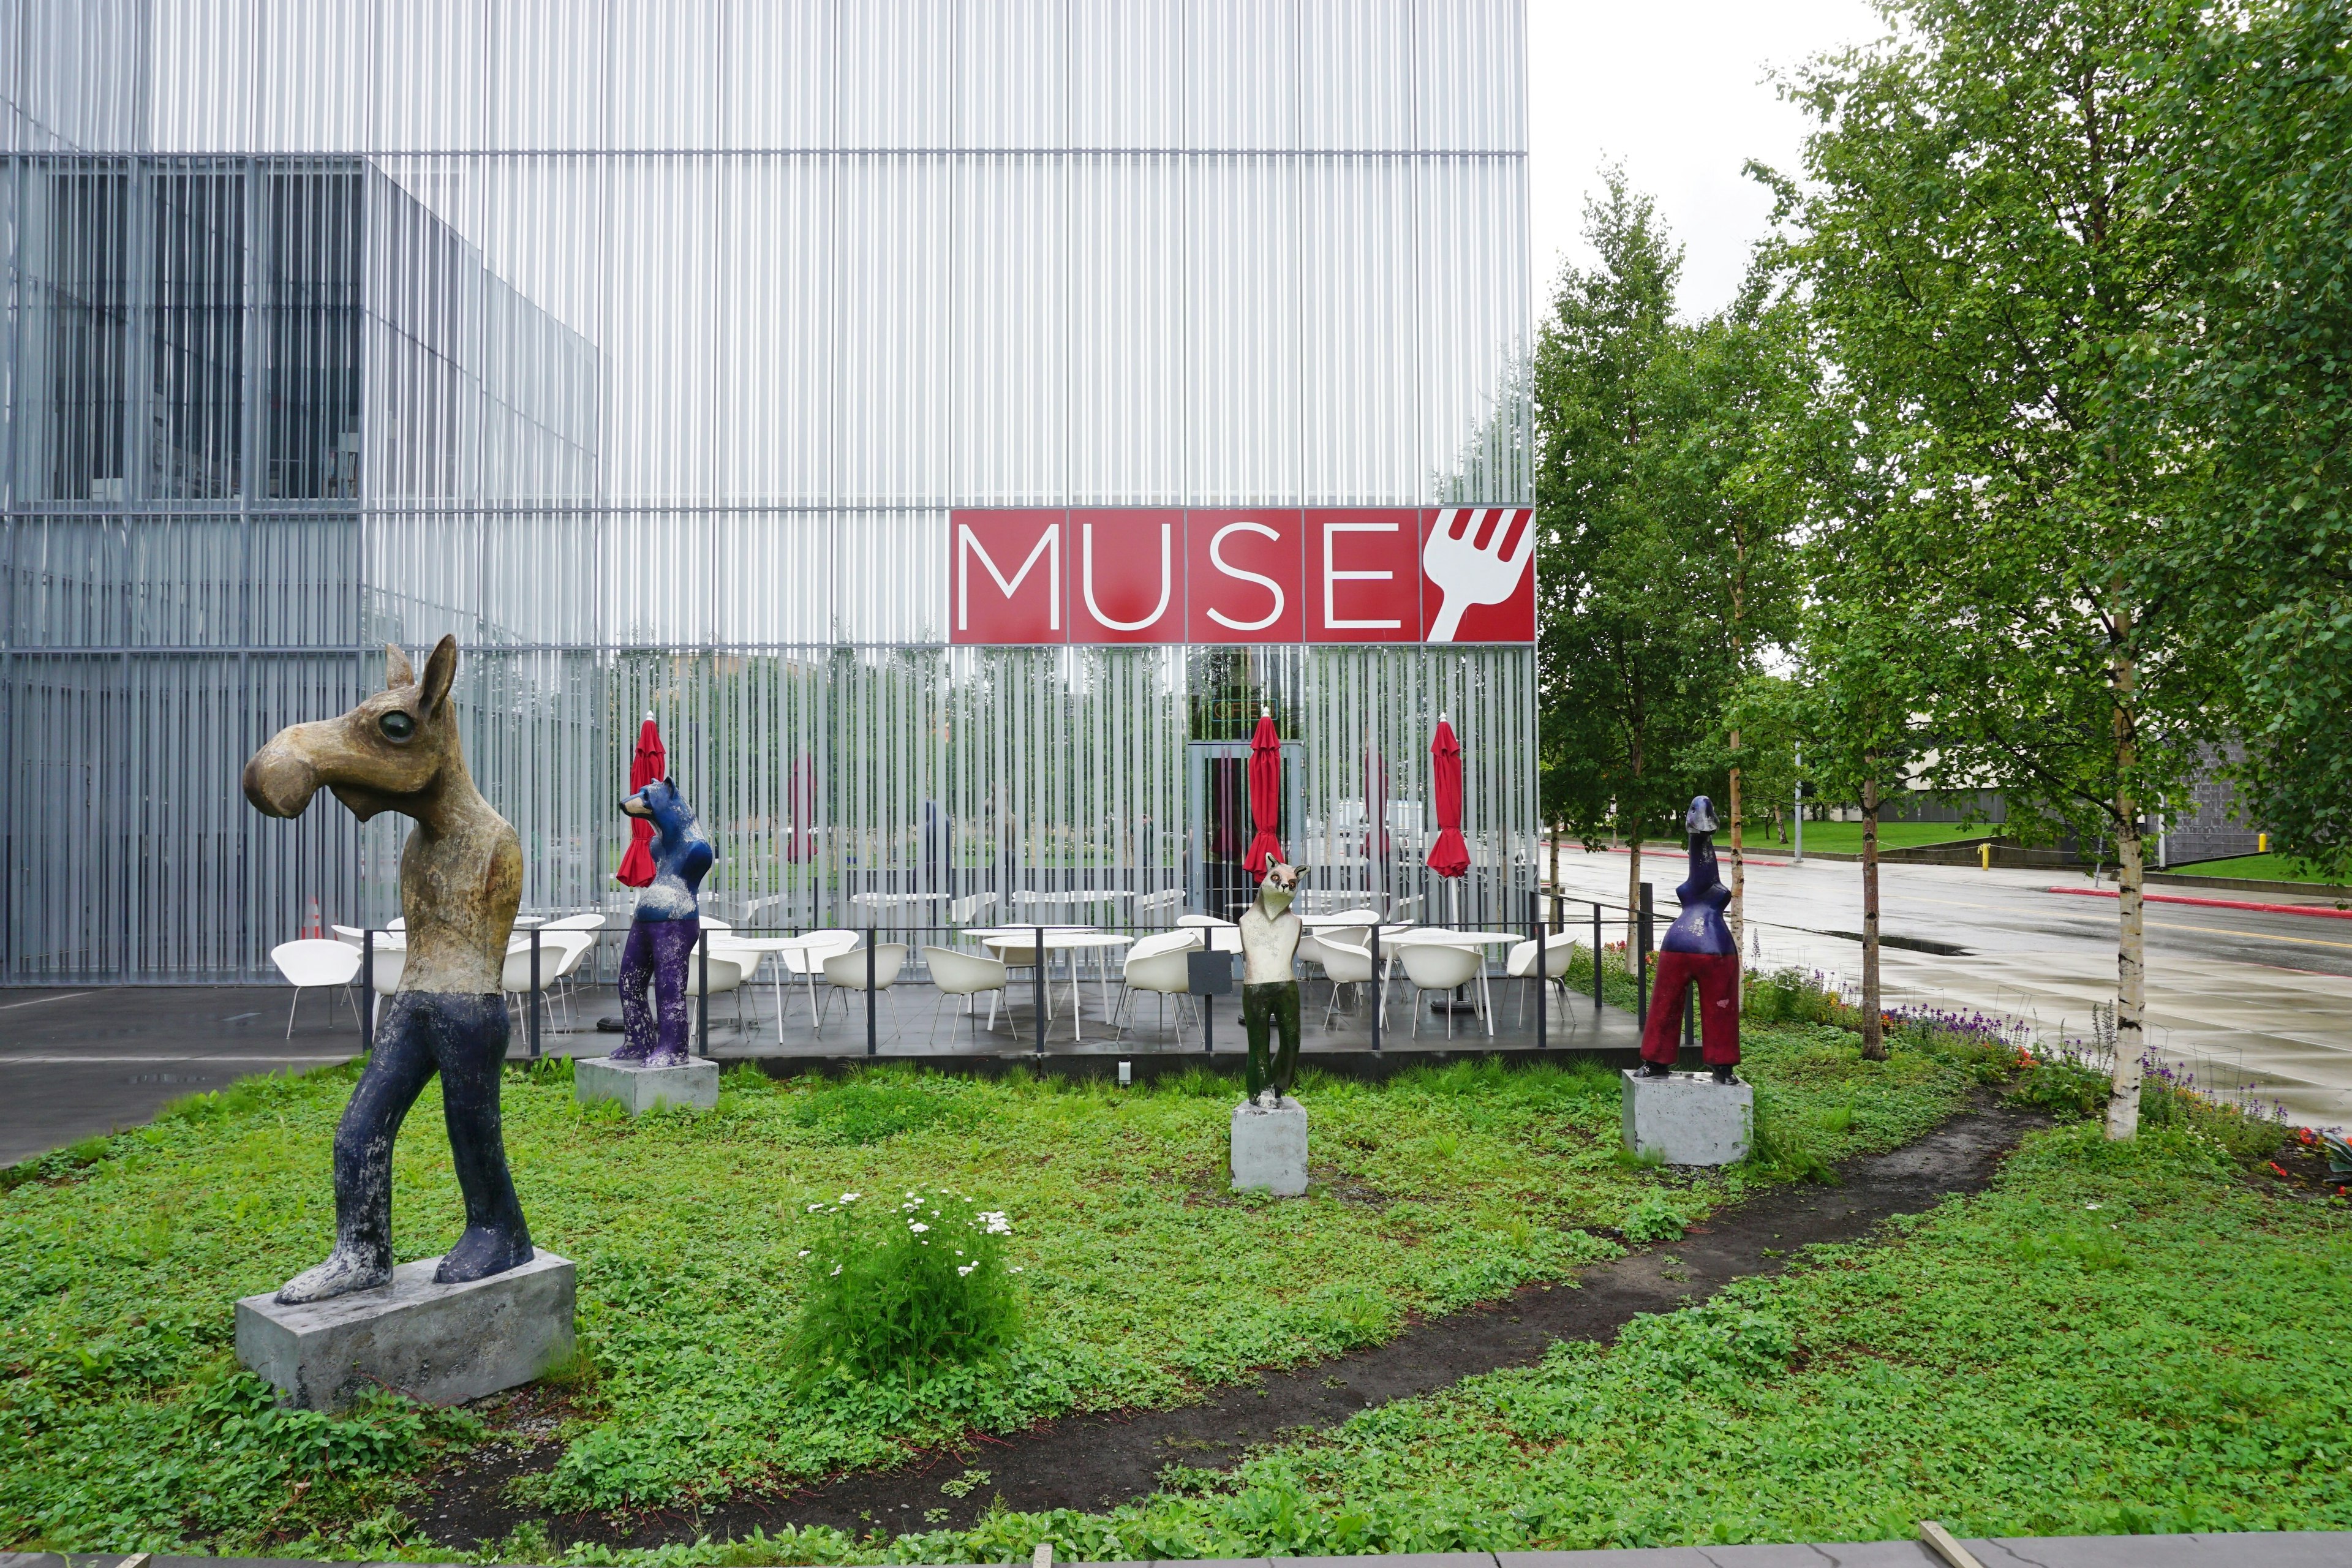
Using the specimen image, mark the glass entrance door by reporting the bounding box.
[1186,740,1303,917]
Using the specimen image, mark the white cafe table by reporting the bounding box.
[968,927,1137,1041]
[709,933,835,1044]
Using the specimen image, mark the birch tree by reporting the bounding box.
[1789,0,2218,1134]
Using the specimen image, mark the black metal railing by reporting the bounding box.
[341,885,1662,1061]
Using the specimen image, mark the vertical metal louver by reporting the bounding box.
[3,0,1532,981]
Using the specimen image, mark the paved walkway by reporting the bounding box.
[1549,846,2352,1129]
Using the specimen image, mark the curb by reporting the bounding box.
[2044,886,2352,921]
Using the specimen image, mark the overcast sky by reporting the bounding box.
[1526,0,1891,322]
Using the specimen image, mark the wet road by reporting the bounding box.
[1547,846,2352,1128]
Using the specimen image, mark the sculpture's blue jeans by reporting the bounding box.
[617,915,699,1065]
[335,990,531,1281]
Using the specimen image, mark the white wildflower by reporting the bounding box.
[797,1249,811,1258]
[957,1264,976,1276]
[806,1202,824,1212]
[830,1264,842,1276]
[2084,1202,2102,1210]
[910,1221,930,1233]
[840,1191,861,1203]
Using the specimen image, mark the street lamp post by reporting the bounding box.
[1792,747,1805,866]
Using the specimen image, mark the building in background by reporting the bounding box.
[3,0,1532,981]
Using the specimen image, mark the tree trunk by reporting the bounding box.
[1728,748,1744,974]
[1860,769,1885,1060]
[2106,635,2146,1140]
[1625,823,1644,978]
[1547,820,1561,930]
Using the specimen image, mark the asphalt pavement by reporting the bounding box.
[1549,845,2352,1129]
[0,987,363,1166]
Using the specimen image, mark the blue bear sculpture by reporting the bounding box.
[616,778,714,1066]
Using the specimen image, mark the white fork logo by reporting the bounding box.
[1421,508,1532,642]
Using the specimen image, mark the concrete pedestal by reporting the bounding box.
[1621,1070,1754,1166]
[1231,1096,1308,1196]
[235,1250,575,1411]
[575,1055,718,1114]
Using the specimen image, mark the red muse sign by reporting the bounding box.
[949,507,1532,646]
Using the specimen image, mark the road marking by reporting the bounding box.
[0,991,94,1011]
[2143,919,2352,953]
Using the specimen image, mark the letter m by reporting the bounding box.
[957,519,1061,636]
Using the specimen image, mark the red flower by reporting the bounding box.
[2267,1162,2292,1180]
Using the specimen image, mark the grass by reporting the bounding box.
[0,1020,1987,1558]
[1705,821,1984,856]
[2165,853,2348,888]
[1553,822,1983,858]
[887,1120,2352,1562]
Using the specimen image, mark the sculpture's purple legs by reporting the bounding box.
[617,917,699,1067]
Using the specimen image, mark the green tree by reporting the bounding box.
[2124,0,2352,879]
[1667,260,1815,956]
[1789,0,2220,1133]
[1534,173,1721,968]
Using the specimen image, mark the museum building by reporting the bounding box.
[2,0,1535,981]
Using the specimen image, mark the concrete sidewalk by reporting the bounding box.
[9,1533,2349,1567]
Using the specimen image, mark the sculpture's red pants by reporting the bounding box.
[1640,949,1741,1066]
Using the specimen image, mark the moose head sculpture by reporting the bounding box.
[243,635,534,1303]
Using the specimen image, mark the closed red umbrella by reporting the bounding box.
[784,752,818,864]
[614,714,664,886]
[1427,715,1471,880]
[1243,710,1285,875]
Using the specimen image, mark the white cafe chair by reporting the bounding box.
[365,944,407,1031]
[780,930,861,1027]
[270,939,362,1036]
[500,933,601,1034]
[1316,933,1388,1029]
[984,935,1058,1022]
[1400,943,1485,1040]
[1117,929,1202,1045]
[819,943,908,1039]
[681,949,751,1038]
[1508,937,1577,1029]
[924,945,1008,1035]
[1177,913,1242,953]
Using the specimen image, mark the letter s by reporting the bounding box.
[1206,521,1285,633]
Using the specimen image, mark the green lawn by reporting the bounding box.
[1708,821,1985,856]
[0,1025,1987,1558]
[866,1120,2352,1563]
[2166,853,2346,888]
[1562,823,1986,859]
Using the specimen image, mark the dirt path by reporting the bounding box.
[415,1099,2038,1550]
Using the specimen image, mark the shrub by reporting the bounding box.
[2010,1054,2111,1119]
[1619,1191,1687,1243]
[787,1188,1022,1384]
[1742,967,1840,1027]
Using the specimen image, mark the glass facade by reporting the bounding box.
[3,0,1532,982]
